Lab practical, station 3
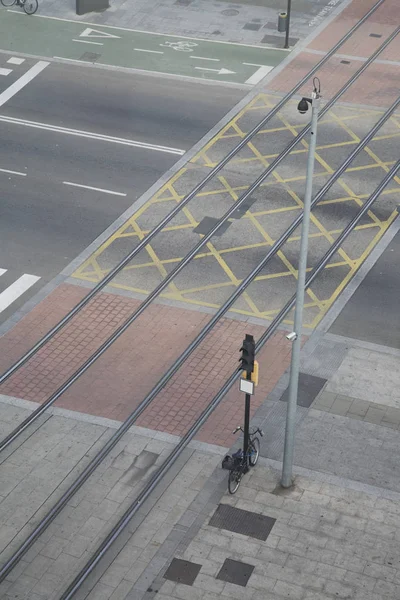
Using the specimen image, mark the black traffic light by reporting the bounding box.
[239,334,255,376]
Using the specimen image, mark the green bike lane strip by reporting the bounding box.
[0,10,289,84]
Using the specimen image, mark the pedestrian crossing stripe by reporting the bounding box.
[0,270,40,313]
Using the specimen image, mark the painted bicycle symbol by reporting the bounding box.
[160,40,199,52]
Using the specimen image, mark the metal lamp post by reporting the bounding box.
[281,78,321,488]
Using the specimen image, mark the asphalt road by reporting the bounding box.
[0,55,245,322]
[330,227,400,350]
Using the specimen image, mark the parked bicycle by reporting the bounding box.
[1,0,38,15]
[222,425,264,494]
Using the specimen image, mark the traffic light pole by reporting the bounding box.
[243,370,252,472]
[281,88,320,488]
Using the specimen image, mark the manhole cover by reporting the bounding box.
[222,8,239,15]
[163,558,201,586]
[80,52,101,62]
[209,504,276,541]
[217,558,254,587]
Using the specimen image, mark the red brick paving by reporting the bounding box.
[0,284,292,447]
[268,0,400,106]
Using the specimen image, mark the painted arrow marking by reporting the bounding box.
[194,67,236,75]
[80,28,121,39]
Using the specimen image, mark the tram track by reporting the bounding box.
[0,63,398,599]
[60,156,400,599]
[0,0,398,595]
[0,14,397,457]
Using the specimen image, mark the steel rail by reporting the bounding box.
[0,0,387,387]
[1,95,397,582]
[60,160,400,600]
[0,25,397,457]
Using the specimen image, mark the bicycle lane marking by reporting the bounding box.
[0,60,49,107]
[0,10,288,84]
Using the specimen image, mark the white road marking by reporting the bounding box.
[30,13,284,49]
[0,61,49,108]
[0,115,186,155]
[0,68,13,76]
[53,57,88,64]
[245,65,274,85]
[73,39,104,46]
[63,181,127,196]
[0,269,6,277]
[134,48,164,54]
[0,274,40,313]
[80,27,120,39]
[190,56,220,61]
[195,66,235,75]
[0,167,26,176]
[7,57,25,65]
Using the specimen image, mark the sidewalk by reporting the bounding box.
[32,0,350,47]
[1,313,400,599]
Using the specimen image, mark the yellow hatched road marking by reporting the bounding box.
[72,92,400,327]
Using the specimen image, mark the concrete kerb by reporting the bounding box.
[0,0,353,335]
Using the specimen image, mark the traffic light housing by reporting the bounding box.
[239,334,255,376]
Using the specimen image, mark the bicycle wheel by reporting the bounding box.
[23,0,38,14]
[1,0,17,7]
[249,437,260,466]
[228,469,242,494]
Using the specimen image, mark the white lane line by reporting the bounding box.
[0,167,26,176]
[0,274,40,313]
[0,68,13,76]
[73,39,104,46]
[53,56,88,64]
[0,115,186,155]
[190,56,220,62]
[0,61,49,108]
[0,269,6,277]
[7,57,25,65]
[134,48,164,54]
[245,65,274,85]
[63,181,127,196]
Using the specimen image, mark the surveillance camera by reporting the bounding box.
[297,98,309,114]
[286,332,297,342]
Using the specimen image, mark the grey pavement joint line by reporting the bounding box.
[0,33,397,586]
[0,0,386,384]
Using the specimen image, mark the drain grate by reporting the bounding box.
[193,216,231,236]
[279,372,327,408]
[369,33,382,38]
[163,558,201,586]
[217,558,254,587]
[340,60,351,64]
[209,503,276,541]
[80,52,101,62]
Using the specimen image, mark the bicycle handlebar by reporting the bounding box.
[232,426,264,437]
